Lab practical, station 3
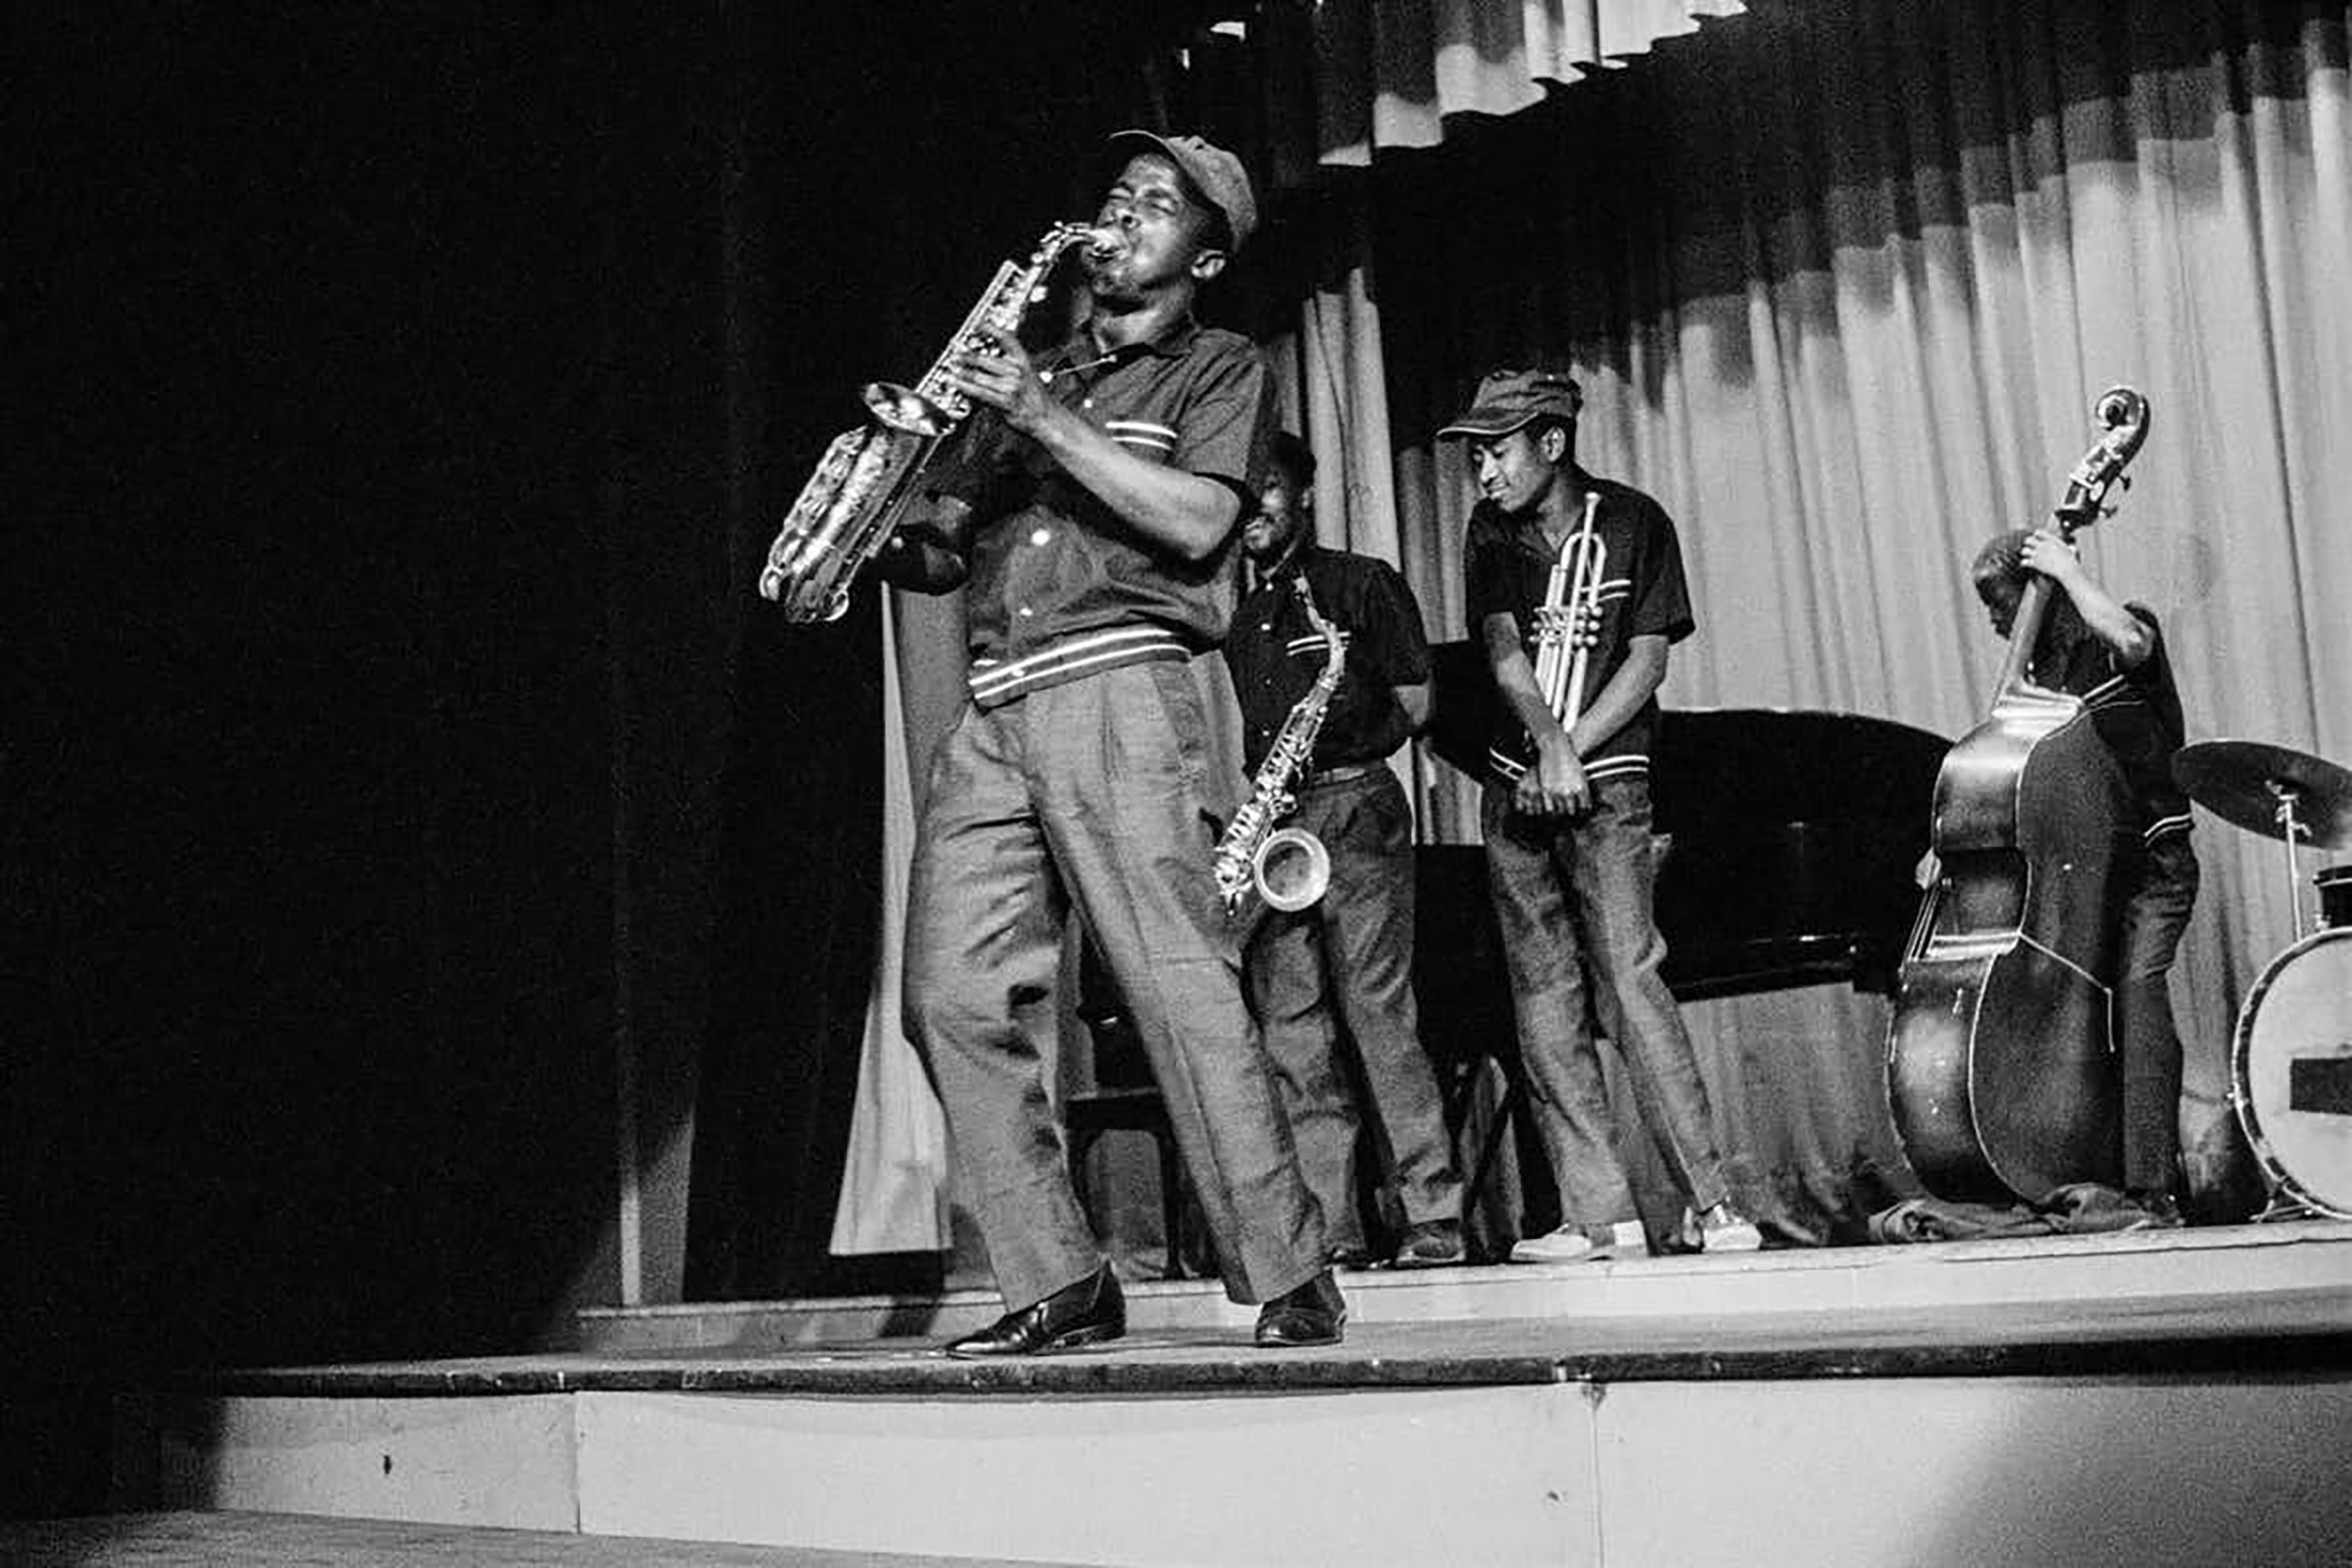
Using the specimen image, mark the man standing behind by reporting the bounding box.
[876,132,1345,1352]
[1223,432,1468,1269]
[1441,368,1762,1263]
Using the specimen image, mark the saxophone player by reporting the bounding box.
[874,132,1347,1354]
[1223,432,1467,1269]
[1444,368,1763,1263]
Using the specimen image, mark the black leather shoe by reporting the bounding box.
[1253,1270,1346,1348]
[1389,1218,1467,1269]
[944,1265,1125,1359]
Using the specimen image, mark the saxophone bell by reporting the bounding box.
[1251,825,1330,913]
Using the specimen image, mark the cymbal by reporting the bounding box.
[2172,740,2352,850]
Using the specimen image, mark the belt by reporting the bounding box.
[967,625,1189,709]
[1299,761,1382,788]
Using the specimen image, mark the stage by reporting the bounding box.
[111,1220,2352,1567]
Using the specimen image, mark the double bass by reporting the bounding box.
[1886,388,2151,1205]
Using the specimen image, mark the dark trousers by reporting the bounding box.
[1481,774,1731,1228]
[1245,767,1462,1251]
[903,661,1327,1310]
[2120,833,2199,1194]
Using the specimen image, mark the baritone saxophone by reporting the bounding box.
[757,221,1107,621]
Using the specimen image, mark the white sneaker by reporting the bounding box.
[1689,1201,1763,1252]
[1508,1219,1647,1264]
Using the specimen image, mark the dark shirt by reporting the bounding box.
[1463,470,1694,782]
[2034,604,2193,843]
[1224,542,1432,774]
[933,317,1275,705]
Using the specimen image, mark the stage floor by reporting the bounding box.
[180,1218,2352,1397]
[0,1511,1076,1567]
[118,1222,2352,1568]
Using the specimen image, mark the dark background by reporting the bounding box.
[5,1,1255,1519]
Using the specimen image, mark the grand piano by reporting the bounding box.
[1417,640,1948,1002]
[1413,642,1949,1236]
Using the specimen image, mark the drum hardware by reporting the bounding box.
[2316,864,2352,931]
[2172,740,2352,935]
[2228,927,2352,1221]
[2174,741,2352,1220]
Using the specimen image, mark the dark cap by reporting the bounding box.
[1436,368,1584,439]
[1106,129,1257,253]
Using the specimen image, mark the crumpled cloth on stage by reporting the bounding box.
[1867,1183,2151,1244]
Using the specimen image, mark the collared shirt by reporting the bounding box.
[1223,542,1432,775]
[1462,469,1693,782]
[2033,604,2193,843]
[934,317,1274,706]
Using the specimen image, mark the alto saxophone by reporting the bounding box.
[757,221,1103,621]
[1214,574,1347,915]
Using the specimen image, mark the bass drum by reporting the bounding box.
[2233,926,2352,1219]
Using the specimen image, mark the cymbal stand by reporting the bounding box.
[2251,779,2322,1224]
[2269,780,2314,935]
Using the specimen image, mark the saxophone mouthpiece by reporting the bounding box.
[1083,225,1122,262]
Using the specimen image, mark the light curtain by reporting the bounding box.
[827,593,952,1255]
[1295,0,2352,1230]
[1296,0,1751,169]
[835,0,2352,1255]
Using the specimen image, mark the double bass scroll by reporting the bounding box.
[1886,388,2151,1206]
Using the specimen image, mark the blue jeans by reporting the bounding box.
[903,661,1327,1310]
[1482,774,1729,1228]
[2119,833,2199,1194]
[1247,767,1462,1251]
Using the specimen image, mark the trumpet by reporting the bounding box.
[1531,489,1605,729]
[758,221,1109,620]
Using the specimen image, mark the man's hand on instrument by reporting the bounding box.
[949,323,1055,436]
[1517,734,1591,817]
[2019,527,2082,588]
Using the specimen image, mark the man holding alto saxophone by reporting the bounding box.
[1222,431,1467,1270]
[864,131,1347,1354]
[1445,368,1762,1263]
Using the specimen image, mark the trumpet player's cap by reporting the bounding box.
[1106,129,1257,253]
[1437,368,1585,439]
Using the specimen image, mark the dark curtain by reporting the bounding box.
[9,4,734,1514]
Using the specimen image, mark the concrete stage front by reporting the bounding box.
[116,1221,2352,1568]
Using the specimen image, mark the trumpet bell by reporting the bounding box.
[1252,826,1330,912]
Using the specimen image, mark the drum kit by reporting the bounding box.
[2172,739,2352,1220]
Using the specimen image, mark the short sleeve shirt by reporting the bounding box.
[940,318,1275,663]
[1223,543,1433,774]
[1462,471,1694,775]
[2034,604,2193,841]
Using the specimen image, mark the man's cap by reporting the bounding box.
[1437,368,1584,439]
[1106,129,1257,254]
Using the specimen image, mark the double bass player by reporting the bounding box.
[1960,526,2198,1228]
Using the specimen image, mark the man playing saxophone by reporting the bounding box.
[1221,432,1466,1269]
[1444,368,1762,1263]
[869,132,1347,1354]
